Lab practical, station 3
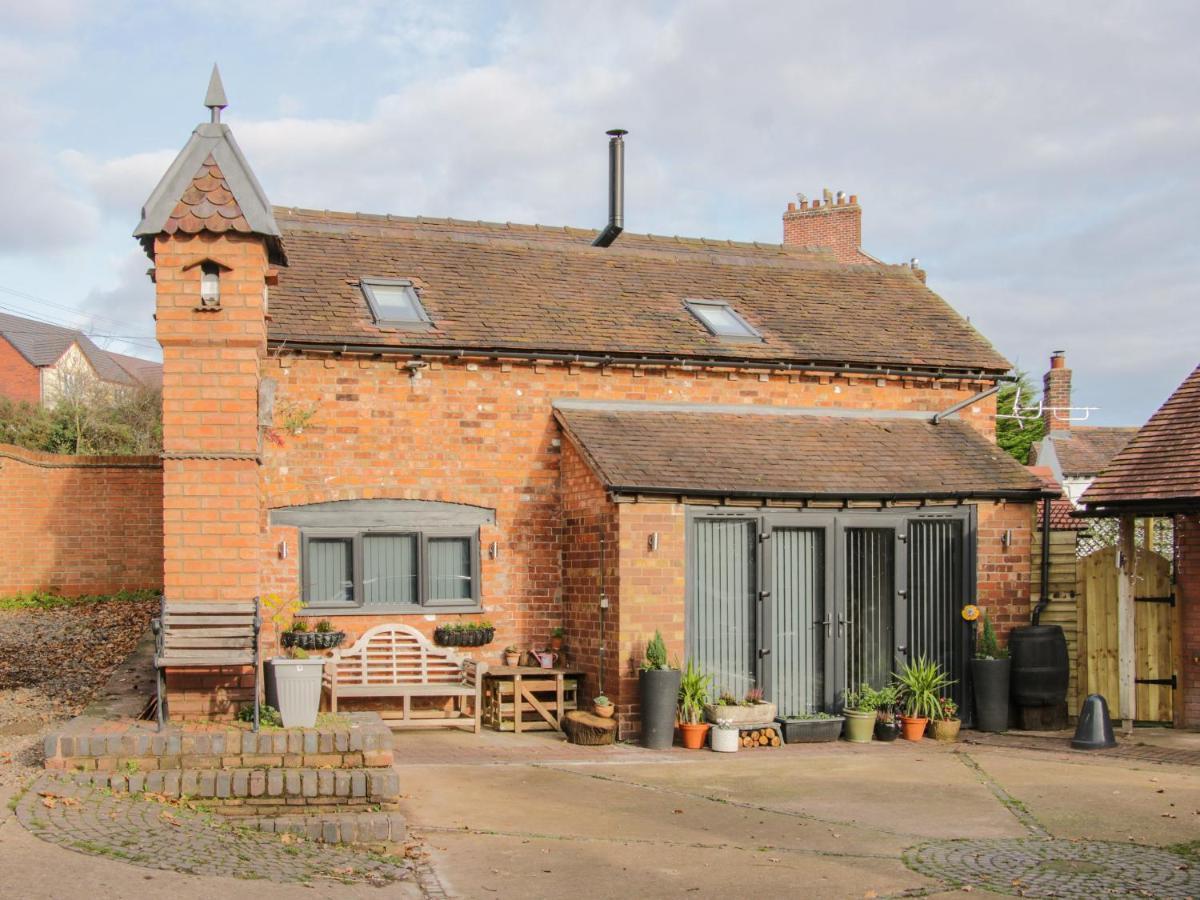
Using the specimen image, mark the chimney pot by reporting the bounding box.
[1050,350,1066,369]
[787,201,796,212]
[782,187,864,262]
[848,194,858,205]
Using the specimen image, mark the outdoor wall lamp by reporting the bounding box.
[648,532,659,552]
[1001,529,1013,548]
[199,261,221,308]
[278,540,288,559]
[488,541,499,560]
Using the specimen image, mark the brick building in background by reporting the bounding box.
[136,72,1050,731]
[0,310,161,406]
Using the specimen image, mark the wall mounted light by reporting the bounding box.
[1001,529,1013,548]
[648,532,659,552]
[277,540,288,559]
[488,541,499,560]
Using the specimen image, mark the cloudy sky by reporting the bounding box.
[3,0,1197,425]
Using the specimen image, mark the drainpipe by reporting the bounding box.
[1032,496,1051,625]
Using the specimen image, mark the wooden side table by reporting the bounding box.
[483,667,583,732]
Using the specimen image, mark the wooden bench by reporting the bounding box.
[325,623,485,732]
[152,599,260,731]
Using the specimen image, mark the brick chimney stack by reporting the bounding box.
[1043,350,1072,437]
[783,189,864,264]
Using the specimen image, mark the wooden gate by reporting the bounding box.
[1078,545,1175,723]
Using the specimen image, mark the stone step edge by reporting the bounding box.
[69,766,400,803]
[227,809,407,845]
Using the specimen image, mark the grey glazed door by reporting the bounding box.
[837,520,907,706]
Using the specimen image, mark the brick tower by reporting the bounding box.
[134,66,282,717]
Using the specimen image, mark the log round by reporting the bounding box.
[563,710,617,746]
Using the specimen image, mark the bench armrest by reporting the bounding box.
[463,659,487,686]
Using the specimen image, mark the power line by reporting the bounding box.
[0,283,155,334]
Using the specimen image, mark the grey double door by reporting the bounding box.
[686,510,969,717]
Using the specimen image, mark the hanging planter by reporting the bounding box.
[434,623,495,647]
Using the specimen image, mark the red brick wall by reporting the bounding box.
[782,197,868,264]
[0,336,41,404]
[0,443,162,596]
[1042,352,1072,436]
[976,500,1037,641]
[259,354,999,664]
[1177,513,1200,728]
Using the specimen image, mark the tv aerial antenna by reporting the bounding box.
[995,386,1100,430]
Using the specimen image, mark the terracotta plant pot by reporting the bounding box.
[550,636,563,651]
[679,722,711,750]
[504,653,520,666]
[900,715,929,741]
[594,702,615,719]
[931,718,961,742]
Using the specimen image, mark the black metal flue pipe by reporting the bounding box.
[592,129,627,247]
[1032,494,1052,625]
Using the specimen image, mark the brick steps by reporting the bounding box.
[69,764,400,806]
[237,810,407,845]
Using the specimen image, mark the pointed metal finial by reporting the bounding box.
[204,64,228,123]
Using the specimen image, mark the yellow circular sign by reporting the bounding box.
[961,604,980,622]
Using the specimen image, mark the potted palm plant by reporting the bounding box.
[677,660,712,749]
[895,656,954,742]
[639,631,681,749]
[931,696,962,742]
[841,684,878,743]
[971,612,1010,732]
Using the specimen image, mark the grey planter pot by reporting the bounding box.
[269,658,325,728]
[776,716,844,743]
[639,668,681,749]
[971,658,1011,733]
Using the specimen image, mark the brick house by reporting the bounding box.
[1079,364,1200,728]
[0,310,161,405]
[137,77,1048,732]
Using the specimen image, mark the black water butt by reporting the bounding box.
[971,657,1011,732]
[639,668,682,749]
[1071,694,1117,750]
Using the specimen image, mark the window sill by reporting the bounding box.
[298,605,484,617]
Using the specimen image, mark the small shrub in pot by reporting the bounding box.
[638,631,681,750]
[677,660,712,749]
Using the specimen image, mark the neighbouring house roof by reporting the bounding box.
[553,401,1047,501]
[107,351,164,389]
[135,123,281,254]
[1027,466,1082,530]
[266,208,1012,376]
[0,311,137,387]
[1034,426,1141,477]
[1080,364,1200,513]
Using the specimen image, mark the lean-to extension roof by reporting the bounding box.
[554,401,1046,500]
[1080,364,1200,512]
[1036,426,1141,477]
[267,208,1012,375]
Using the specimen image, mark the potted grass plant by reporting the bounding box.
[971,612,1010,732]
[841,684,879,743]
[639,631,681,749]
[677,660,713,749]
[895,656,954,742]
[872,684,902,742]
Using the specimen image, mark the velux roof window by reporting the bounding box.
[684,299,762,341]
[360,278,432,329]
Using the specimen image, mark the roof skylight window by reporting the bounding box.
[684,299,762,341]
[360,279,432,329]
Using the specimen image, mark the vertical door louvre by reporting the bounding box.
[769,527,826,716]
[907,519,966,709]
[687,518,757,700]
[842,527,899,697]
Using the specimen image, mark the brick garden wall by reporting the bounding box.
[0,443,162,596]
[0,336,40,404]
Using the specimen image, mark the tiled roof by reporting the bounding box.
[0,311,134,386]
[162,155,251,236]
[1044,426,1141,477]
[554,402,1045,500]
[1080,364,1200,510]
[266,208,1012,374]
[1027,465,1080,530]
[107,352,163,389]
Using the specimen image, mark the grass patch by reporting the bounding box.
[1168,839,1200,863]
[0,588,160,611]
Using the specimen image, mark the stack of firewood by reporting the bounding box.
[739,726,782,748]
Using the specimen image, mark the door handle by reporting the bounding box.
[817,615,832,638]
[897,644,908,655]
[758,648,772,658]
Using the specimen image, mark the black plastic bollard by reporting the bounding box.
[1071,693,1117,750]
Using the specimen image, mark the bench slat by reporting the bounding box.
[163,615,256,626]
[164,636,253,649]
[335,684,474,697]
[160,602,256,614]
[158,652,254,665]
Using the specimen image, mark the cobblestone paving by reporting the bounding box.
[14,773,414,888]
[905,837,1200,898]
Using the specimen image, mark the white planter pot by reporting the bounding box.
[269,658,325,728]
[711,727,740,752]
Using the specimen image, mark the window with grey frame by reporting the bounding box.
[359,278,434,330]
[683,299,763,342]
[301,529,480,612]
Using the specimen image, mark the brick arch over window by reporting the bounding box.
[269,498,496,529]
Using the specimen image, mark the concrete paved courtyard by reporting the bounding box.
[0,729,1197,898]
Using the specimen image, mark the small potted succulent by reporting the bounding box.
[710,718,740,752]
[677,660,712,749]
[775,711,845,743]
[931,696,962,742]
[593,694,614,718]
[895,655,954,742]
[841,684,879,743]
[503,644,521,666]
[549,627,565,652]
